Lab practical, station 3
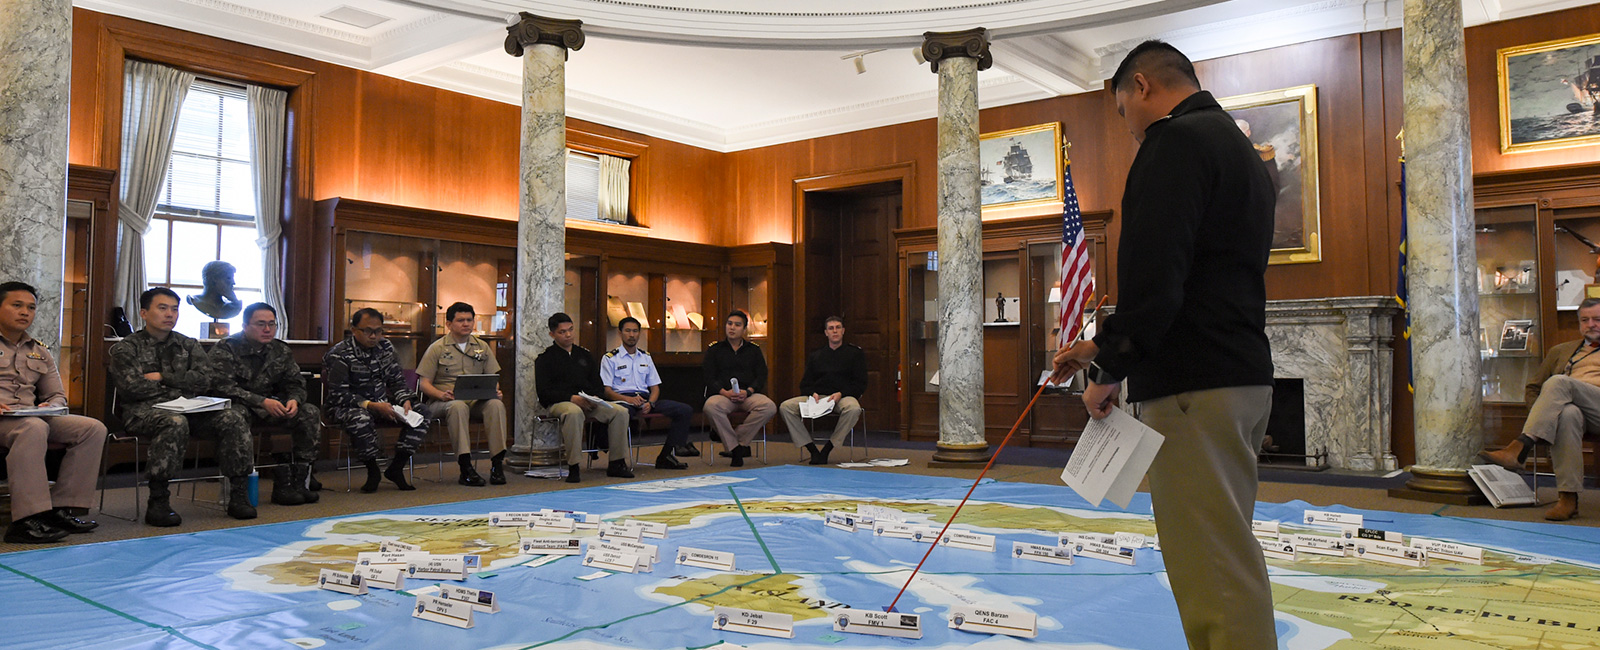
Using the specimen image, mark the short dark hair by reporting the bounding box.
[445,302,475,322]
[618,316,641,330]
[1581,297,1600,311]
[548,312,573,331]
[139,287,179,310]
[823,315,844,329]
[1110,40,1199,93]
[350,307,384,328]
[242,302,276,323]
[726,310,749,327]
[0,281,38,303]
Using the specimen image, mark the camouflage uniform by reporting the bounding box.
[208,334,321,464]
[322,337,426,461]
[109,330,253,480]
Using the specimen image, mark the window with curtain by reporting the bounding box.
[566,149,633,226]
[144,78,265,335]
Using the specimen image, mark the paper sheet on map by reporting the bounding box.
[1060,406,1163,509]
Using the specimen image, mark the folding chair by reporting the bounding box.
[805,408,868,463]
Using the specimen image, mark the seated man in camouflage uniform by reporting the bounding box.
[109,287,255,526]
[323,308,425,493]
[209,303,320,506]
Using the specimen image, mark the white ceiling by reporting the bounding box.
[75,0,1595,152]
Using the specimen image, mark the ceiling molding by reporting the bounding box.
[990,34,1094,95]
[369,20,505,77]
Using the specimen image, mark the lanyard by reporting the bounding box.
[1566,343,1600,375]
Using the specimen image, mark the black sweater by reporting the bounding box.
[798,343,867,398]
[1092,91,1276,403]
[534,344,602,407]
[703,339,768,395]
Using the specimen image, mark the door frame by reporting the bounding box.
[792,162,915,433]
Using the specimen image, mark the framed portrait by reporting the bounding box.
[1499,319,1534,353]
[1217,85,1321,265]
[1498,33,1600,153]
[979,122,1064,213]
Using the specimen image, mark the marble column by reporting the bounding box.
[506,13,584,468]
[0,0,70,352]
[1390,0,1482,502]
[923,29,992,464]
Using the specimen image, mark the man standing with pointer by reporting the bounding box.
[1053,41,1278,649]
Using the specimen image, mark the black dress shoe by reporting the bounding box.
[566,463,581,484]
[655,453,688,470]
[718,447,735,458]
[45,508,99,533]
[606,459,635,478]
[6,516,68,544]
[674,444,701,457]
[490,464,507,485]
[460,466,488,487]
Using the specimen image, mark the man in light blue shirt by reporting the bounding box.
[601,317,695,469]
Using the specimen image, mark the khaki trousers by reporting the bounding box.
[1139,385,1276,650]
[429,398,507,456]
[0,415,106,520]
[549,401,628,465]
[703,393,776,448]
[779,396,862,447]
[1522,374,1598,493]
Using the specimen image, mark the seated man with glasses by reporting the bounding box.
[209,303,320,507]
[323,308,426,493]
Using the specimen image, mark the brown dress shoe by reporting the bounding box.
[1478,442,1524,472]
[1545,492,1579,521]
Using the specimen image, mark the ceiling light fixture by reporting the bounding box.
[840,49,885,75]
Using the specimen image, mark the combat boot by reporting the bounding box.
[292,464,320,503]
[226,476,258,520]
[271,465,305,506]
[144,477,182,527]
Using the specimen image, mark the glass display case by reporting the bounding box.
[664,273,706,353]
[1476,204,1541,404]
[435,241,515,339]
[729,266,769,340]
[604,269,649,353]
[906,251,940,393]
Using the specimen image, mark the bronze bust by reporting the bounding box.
[187,260,243,320]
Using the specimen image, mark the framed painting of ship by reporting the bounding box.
[1498,32,1600,153]
[979,122,1063,213]
[1218,84,1321,265]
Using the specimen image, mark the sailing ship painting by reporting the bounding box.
[1500,33,1600,152]
[979,123,1062,209]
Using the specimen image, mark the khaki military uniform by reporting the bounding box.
[417,335,506,456]
[0,333,106,520]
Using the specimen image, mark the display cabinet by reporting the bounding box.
[1476,204,1541,404]
[566,254,600,349]
[728,244,796,397]
[897,212,1110,446]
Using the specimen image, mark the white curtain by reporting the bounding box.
[247,85,289,333]
[115,60,195,330]
[597,153,631,224]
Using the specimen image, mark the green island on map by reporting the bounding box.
[246,498,1600,649]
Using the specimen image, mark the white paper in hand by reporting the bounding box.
[391,405,426,428]
[799,397,835,419]
[1060,406,1163,508]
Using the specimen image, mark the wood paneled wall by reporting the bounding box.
[1468,4,1600,174]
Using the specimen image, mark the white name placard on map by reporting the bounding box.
[379,540,420,553]
[1354,539,1427,567]
[1251,520,1280,538]
[317,568,367,595]
[909,527,942,544]
[354,565,405,591]
[521,537,582,555]
[1259,537,1298,562]
[583,547,641,573]
[1114,532,1148,549]
[834,610,922,639]
[1073,540,1136,565]
[1060,532,1115,547]
[938,530,996,553]
[874,522,918,539]
[1303,510,1363,529]
[676,547,736,571]
[489,512,539,527]
[413,594,474,628]
[857,504,907,523]
[948,605,1038,638]
[825,511,860,533]
[540,509,600,529]
[438,584,499,613]
[1355,527,1404,543]
[1012,541,1074,566]
[356,551,425,567]
[620,519,669,539]
[712,606,794,638]
[1409,538,1484,564]
[595,540,657,571]
[1287,534,1349,557]
[598,521,644,541]
[529,515,576,533]
[409,555,473,581]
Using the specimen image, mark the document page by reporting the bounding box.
[1060,406,1164,508]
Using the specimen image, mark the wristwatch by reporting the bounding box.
[1086,362,1119,386]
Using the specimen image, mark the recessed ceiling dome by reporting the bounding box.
[449,0,1225,47]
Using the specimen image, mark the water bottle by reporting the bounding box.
[246,470,260,507]
[730,378,741,394]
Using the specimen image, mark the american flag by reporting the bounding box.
[1057,160,1093,347]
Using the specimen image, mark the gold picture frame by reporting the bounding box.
[1498,32,1600,154]
[1218,85,1321,265]
[979,122,1064,215]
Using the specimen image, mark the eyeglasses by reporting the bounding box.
[356,327,386,336]
[251,320,278,329]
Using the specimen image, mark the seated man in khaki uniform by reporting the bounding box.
[1480,297,1600,520]
[418,302,508,486]
[0,281,105,543]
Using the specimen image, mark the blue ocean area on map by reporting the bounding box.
[3,466,1598,650]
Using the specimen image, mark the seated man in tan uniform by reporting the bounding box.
[418,302,508,486]
[1480,297,1600,520]
[0,281,105,543]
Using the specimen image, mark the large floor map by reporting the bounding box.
[4,466,1599,649]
